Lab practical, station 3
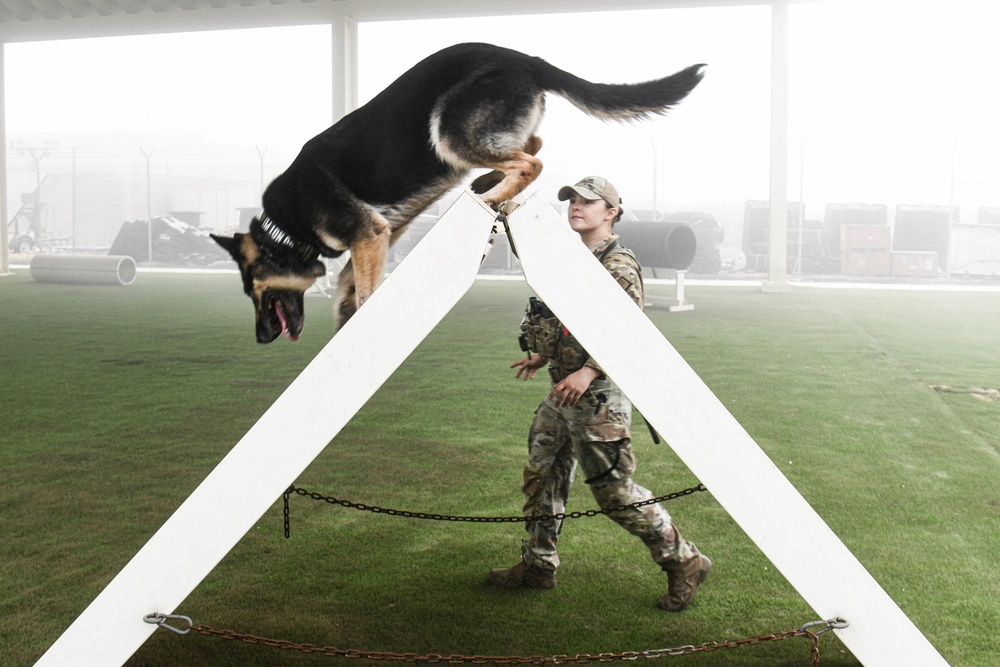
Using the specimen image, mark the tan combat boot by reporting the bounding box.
[659,547,711,612]
[488,561,557,589]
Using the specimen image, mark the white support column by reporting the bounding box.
[763,0,791,292]
[35,192,499,667]
[1,41,10,277]
[507,194,948,667]
[327,13,359,326]
[330,15,358,121]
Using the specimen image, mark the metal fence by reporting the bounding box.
[5,143,297,252]
[9,142,998,278]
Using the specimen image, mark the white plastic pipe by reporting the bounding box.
[30,254,137,285]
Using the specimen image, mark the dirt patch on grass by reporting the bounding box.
[931,385,1000,402]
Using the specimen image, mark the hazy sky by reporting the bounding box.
[4,0,999,219]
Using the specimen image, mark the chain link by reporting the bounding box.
[283,488,291,538]
[283,483,707,538]
[177,622,826,665]
[266,484,834,664]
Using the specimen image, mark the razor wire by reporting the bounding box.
[283,483,707,539]
[144,612,848,665]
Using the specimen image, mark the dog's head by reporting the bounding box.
[211,228,326,344]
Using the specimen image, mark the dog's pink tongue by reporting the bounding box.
[274,302,298,341]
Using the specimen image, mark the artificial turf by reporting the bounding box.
[2,270,998,666]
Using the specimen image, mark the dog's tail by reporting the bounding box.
[536,61,706,122]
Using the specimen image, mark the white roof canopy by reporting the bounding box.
[0,0,798,288]
[0,0,784,41]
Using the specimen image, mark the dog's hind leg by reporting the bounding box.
[470,170,503,196]
[523,134,543,157]
[477,149,544,206]
[471,136,543,196]
[334,260,357,328]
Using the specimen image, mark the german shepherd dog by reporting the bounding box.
[212,42,704,343]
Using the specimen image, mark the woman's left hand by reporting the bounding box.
[549,366,601,407]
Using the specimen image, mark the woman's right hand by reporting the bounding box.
[510,354,547,380]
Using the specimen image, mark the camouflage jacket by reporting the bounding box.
[520,234,644,382]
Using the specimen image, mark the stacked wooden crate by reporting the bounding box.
[841,224,891,276]
[890,250,938,277]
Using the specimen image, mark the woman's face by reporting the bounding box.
[566,193,617,240]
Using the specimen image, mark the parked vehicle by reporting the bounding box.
[8,229,35,254]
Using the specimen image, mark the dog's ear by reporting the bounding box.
[211,233,242,258]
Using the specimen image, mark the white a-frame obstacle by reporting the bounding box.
[37,192,948,666]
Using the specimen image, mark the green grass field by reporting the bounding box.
[3,270,999,666]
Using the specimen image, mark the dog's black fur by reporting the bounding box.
[212,42,704,343]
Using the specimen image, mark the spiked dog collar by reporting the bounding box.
[251,213,320,267]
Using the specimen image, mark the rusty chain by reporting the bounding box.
[253,487,848,663]
[144,613,847,665]
[283,483,707,539]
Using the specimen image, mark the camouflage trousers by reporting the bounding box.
[519,379,697,573]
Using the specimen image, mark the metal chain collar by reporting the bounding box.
[283,483,707,538]
[144,613,848,665]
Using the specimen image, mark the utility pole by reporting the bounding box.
[140,146,154,262]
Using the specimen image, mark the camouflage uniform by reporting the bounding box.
[518,234,698,573]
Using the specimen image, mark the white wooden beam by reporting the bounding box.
[34,191,498,667]
[506,193,948,666]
